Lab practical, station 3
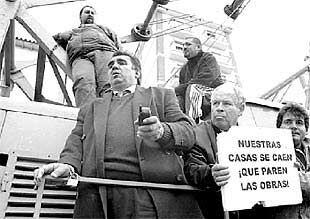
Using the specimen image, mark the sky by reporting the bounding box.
[26,0,310,103]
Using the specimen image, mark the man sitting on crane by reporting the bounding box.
[174,37,224,122]
[53,5,122,107]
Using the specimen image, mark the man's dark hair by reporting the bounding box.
[79,5,95,17]
[276,102,309,131]
[112,51,142,85]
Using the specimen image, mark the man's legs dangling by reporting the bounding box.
[90,50,114,97]
[71,57,96,107]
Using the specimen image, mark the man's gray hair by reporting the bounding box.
[212,83,246,107]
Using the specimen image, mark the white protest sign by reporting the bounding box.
[217,126,302,211]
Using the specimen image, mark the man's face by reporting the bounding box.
[183,39,200,59]
[80,7,95,24]
[107,55,139,90]
[280,112,307,147]
[211,91,242,131]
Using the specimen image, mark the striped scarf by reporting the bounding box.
[188,84,213,120]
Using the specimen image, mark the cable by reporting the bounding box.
[202,0,251,51]
[152,17,201,37]
[152,7,226,41]
[158,5,188,16]
[152,20,212,38]
[154,1,251,43]
[188,0,249,57]
[279,83,293,103]
[149,14,192,25]
[157,5,210,27]
[163,65,182,86]
[249,106,258,127]
[134,42,141,56]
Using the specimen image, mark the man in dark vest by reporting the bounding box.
[34,51,203,219]
[174,37,223,121]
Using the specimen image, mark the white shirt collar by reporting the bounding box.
[112,85,136,96]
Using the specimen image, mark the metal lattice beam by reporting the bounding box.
[0,0,84,102]
[25,0,85,9]
[10,70,34,100]
[261,65,310,99]
[2,19,15,97]
[34,47,46,101]
[47,56,72,106]
[16,9,71,79]
[0,0,20,51]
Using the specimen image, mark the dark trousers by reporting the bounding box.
[71,50,114,107]
[73,186,157,219]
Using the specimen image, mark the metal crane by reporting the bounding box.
[0,0,169,106]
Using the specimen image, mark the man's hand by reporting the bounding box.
[33,163,73,189]
[211,164,230,187]
[136,116,164,142]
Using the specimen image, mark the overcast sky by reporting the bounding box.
[27,0,310,103]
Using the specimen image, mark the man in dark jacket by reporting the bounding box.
[270,102,310,219]
[231,102,310,219]
[53,5,122,107]
[184,83,245,219]
[34,51,203,219]
[174,37,224,120]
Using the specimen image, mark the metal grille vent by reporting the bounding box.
[0,152,76,219]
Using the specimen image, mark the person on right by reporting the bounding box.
[271,102,310,218]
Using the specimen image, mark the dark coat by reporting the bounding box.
[184,120,225,219]
[59,86,203,219]
[271,142,310,219]
[175,52,224,117]
[184,121,250,219]
[179,52,223,88]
